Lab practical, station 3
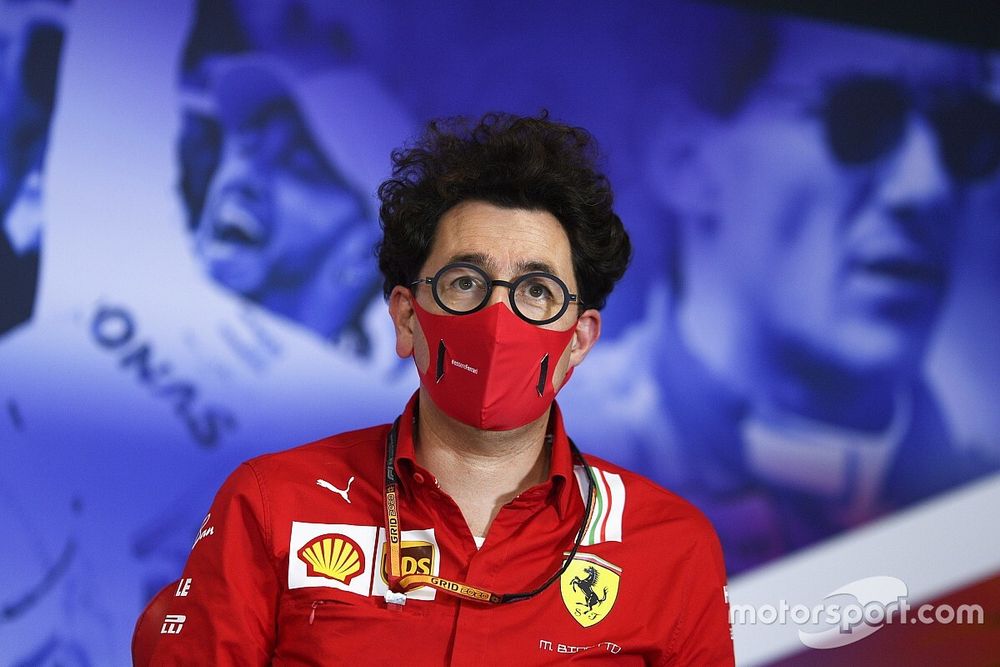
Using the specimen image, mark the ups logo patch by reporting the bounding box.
[380,540,435,581]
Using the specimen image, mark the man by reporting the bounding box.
[183,55,412,349]
[634,11,1000,573]
[139,113,734,664]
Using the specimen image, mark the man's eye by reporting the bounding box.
[522,281,554,300]
[451,275,483,291]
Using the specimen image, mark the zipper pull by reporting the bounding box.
[309,600,326,625]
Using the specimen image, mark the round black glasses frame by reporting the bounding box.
[409,262,581,326]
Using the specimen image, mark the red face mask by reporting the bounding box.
[412,300,576,431]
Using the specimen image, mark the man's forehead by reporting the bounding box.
[445,251,556,276]
[427,202,574,277]
[768,18,984,89]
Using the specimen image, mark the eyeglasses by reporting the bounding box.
[812,75,1000,182]
[409,262,580,325]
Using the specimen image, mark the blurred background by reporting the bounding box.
[0,0,997,664]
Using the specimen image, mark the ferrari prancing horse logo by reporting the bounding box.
[560,553,621,627]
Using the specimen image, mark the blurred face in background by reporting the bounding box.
[193,98,367,296]
[692,21,998,378]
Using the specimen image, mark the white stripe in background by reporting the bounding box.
[730,473,1000,666]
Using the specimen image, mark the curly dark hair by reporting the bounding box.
[377,111,631,310]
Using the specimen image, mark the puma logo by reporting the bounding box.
[316,477,354,504]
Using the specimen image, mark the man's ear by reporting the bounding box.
[567,308,601,370]
[388,285,416,359]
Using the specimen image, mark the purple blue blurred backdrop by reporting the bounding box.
[1,1,998,663]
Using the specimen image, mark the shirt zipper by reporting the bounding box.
[309,599,336,625]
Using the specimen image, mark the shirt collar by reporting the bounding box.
[392,392,420,482]
[392,392,578,520]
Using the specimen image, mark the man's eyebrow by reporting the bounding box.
[446,253,556,276]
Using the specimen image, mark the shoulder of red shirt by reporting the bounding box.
[580,451,723,542]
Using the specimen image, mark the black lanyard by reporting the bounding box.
[382,417,596,606]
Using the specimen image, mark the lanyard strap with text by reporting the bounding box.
[381,416,596,607]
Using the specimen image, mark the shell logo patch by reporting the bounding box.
[288,522,377,595]
[298,534,365,584]
[560,553,621,627]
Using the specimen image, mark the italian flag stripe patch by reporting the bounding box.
[575,465,625,545]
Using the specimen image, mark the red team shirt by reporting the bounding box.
[145,395,734,665]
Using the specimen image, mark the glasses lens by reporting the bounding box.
[512,273,568,323]
[932,92,1000,182]
[433,264,490,313]
[823,77,908,165]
